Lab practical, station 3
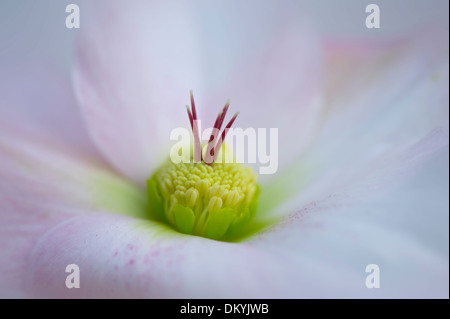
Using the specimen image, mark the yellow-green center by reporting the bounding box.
[147,159,259,240]
[147,91,260,240]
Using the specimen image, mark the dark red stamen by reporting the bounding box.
[189,90,202,162]
[208,110,222,143]
[190,91,198,120]
[204,101,230,164]
[186,105,193,130]
[212,112,239,163]
[203,112,221,164]
[216,101,230,132]
[186,92,238,165]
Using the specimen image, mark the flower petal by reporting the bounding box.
[26,213,286,298]
[262,29,449,216]
[252,146,449,298]
[73,0,323,184]
[0,61,99,159]
[26,143,448,298]
[0,117,147,297]
[192,2,324,177]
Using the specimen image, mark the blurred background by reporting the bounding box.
[0,0,448,71]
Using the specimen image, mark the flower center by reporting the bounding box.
[147,92,260,240]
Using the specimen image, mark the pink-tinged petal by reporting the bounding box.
[261,29,449,216]
[0,122,147,297]
[0,59,104,297]
[27,213,286,298]
[252,147,448,298]
[27,144,448,298]
[73,0,204,185]
[0,62,99,159]
[73,0,323,185]
[190,2,323,177]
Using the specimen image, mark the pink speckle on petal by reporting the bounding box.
[128,259,135,265]
[127,244,134,250]
[151,250,160,257]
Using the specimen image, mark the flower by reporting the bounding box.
[0,0,448,298]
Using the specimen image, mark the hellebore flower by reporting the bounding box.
[0,0,448,298]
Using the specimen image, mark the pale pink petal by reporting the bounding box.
[26,213,284,298]
[262,29,449,216]
[0,61,98,159]
[0,121,147,297]
[252,145,448,298]
[192,2,323,177]
[17,92,448,298]
[27,143,447,298]
[0,59,103,297]
[73,0,323,185]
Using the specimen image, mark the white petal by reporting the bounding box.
[252,147,448,297]
[0,116,147,297]
[26,146,448,298]
[264,30,449,216]
[26,214,286,298]
[73,0,323,185]
[0,61,98,158]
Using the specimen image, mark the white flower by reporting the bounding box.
[0,0,448,298]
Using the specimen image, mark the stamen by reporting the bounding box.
[186,92,238,165]
[203,111,222,165]
[204,101,230,164]
[189,90,202,162]
[212,112,239,163]
[210,111,222,140]
[216,100,230,132]
[185,105,193,130]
